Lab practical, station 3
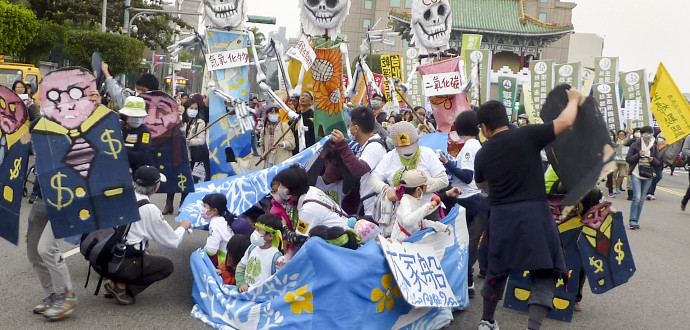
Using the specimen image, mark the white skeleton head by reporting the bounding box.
[203,0,247,30]
[411,0,452,53]
[300,0,351,39]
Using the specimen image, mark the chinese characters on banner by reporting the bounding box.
[620,69,652,128]
[555,62,582,89]
[464,49,491,107]
[581,67,596,97]
[498,76,518,118]
[379,237,459,308]
[594,57,619,85]
[529,59,555,119]
[404,47,423,107]
[460,33,482,58]
[624,100,642,122]
[380,54,404,103]
[522,83,542,124]
[422,72,462,97]
[649,62,690,144]
[205,48,249,71]
[286,37,317,71]
[592,83,622,131]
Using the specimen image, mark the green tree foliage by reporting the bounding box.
[351,54,383,75]
[0,0,39,55]
[18,20,67,64]
[65,30,145,76]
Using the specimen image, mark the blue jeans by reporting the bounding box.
[630,174,653,223]
[647,166,663,195]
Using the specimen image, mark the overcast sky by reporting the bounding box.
[250,0,690,92]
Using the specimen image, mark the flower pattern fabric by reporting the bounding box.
[370,274,402,313]
[284,285,313,315]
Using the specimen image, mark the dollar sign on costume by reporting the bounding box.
[46,172,74,211]
[178,173,187,190]
[101,129,122,159]
[9,158,21,180]
[614,239,624,265]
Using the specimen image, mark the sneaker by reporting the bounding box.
[634,224,640,230]
[648,194,656,200]
[613,188,620,194]
[608,193,615,198]
[478,319,499,330]
[468,283,475,298]
[33,294,54,314]
[43,294,77,320]
[646,194,651,200]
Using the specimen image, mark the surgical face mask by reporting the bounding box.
[658,136,665,143]
[268,113,280,123]
[272,193,284,204]
[277,187,290,201]
[200,207,212,220]
[643,133,653,141]
[634,132,641,139]
[250,231,267,247]
[370,100,382,109]
[518,119,525,126]
[187,109,198,118]
[127,117,144,128]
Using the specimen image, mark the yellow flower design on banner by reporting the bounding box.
[284,285,313,315]
[370,274,402,313]
[312,48,343,116]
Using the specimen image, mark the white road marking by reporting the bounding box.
[63,247,80,258]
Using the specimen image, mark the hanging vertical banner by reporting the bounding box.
[418,57,471,132]
[380,54,404,103]
[498,76,518,118]
[594,57,619,85]
[460,34,482,58]
[529,59,555,120]
[620,69,652,128]
[592,83,622,131]
[403,47,423,108]
[206,29,253,179]
[555,62,581,89]
[649,62,690,145]
[464,49,491,107]
[581,67,596,97]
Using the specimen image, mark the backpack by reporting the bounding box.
[80,199,150,295]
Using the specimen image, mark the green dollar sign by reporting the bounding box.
[614,239,625,265]
[178,173,187,190]
[101,129,122,159]
[47,171,74,211]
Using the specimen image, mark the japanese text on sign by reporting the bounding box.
[205,48,249,71]
[379,237,459,307]
[286,37,317,71]
[422,72,462,97]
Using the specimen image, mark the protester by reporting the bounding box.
[517,113,530,127]
[202,193,234,267]
[473,86,583,330]
[233,206,265,235]
[646,132,666,200]
[625,126,660,230]
[412,106,435,133]
[182,98,210,182]
[250,96,265,157]
[179,92,189,106]
[369,93,386,117]
[390,170,450,242]
[236,214,285,292]
[681,134,690,211]
[309,225,361,250]
[102,62,159,108]
[612,130,630,196]
[291,91,316,154]
[119,96,152,173]
[103,166,192,305]
[261,105,295,168]
[12,80,39,119]
[217,234,251,285]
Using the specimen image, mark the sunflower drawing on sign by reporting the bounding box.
[312,48,343,116]
[429,95,454,110]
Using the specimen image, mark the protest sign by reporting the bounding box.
[422,72,462,97]
[555,62,581,89]
[286,37,317,71]
[649,62,690,144]
[403,47,423,107]
[529,59,554,120]
[464,49,491,107]
[594,57,619,85]
[620,69,652,128]
[592,83,622,131]
[205,48,249,71]
[498,76,518,118]
[522,83,542,124]
[460,33,482,58]
[581,67,595,97]
[380,54,404,103]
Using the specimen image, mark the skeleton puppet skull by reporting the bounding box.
[411,0,452,53]
[0,86,28,134]
[203,0,247,30]
[140,91,181,139]
[300,0,351,38]
[39,67,98,130]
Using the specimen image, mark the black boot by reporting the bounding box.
[627,190,633,201]
[682,197,689,212]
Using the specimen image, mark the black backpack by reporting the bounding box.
[80,199,149,295]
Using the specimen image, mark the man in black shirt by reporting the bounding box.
[292,91,316,155]
[474,88,583,330]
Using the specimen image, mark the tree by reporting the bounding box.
[18,20,67,64]
[248,26,266,59]
[0,0,39,56]
[65,30,145,76]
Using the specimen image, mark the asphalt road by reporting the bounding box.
[1,167,688,329]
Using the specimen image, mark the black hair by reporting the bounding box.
[273,165,310,197]
[401,185,423,196]
[12,80,27,93]
[617,130,626,135]
[326,226,361,250]
[202,193,230,223]
[640,126,653,134]
[250,96,259,101]
[136,73,159,92]
[226,234,251,270]
[350,106,376,133]
[375,111,387,124]
[309,225,329,240]
[477,100,510,130]
[180,92,189,99]
[242,205,265,223]
[371,92,387,103]
[455,110,479,136]
[413,106,426,113]
[255,213,282,232]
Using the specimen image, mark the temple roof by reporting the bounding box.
[389,0,574,37]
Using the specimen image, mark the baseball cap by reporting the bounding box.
[389,121,420,156]
[119,96,148,118]
[134,165,167,186]
[400,170,433,188]
[518,113,529,120]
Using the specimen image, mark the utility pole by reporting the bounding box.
[101,0,107,32]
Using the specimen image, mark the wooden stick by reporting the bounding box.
[393,83,431,134]
[255,119,299,167]
[188,111,233,140]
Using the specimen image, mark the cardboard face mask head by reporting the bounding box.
[203,0,247,29]
[140,91,181,138]
[0,86,28,134]
[411,0,452,52]
[300,0,351,38]
[39,67,97,130]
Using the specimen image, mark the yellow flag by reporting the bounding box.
[649,62,690,144]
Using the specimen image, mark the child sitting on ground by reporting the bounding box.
[391,170,451,242]
[236,214,285,292]
[217,234,251,285]
[203,193,234,267]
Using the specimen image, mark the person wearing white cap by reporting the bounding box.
[390,170,451,242]
[368,121,449,221]
[119,96,152,172]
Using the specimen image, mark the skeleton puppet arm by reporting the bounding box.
[167,28,206,56]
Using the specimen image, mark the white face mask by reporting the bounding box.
[277,187,290,201]
[370,100,382,109]
[268,113,280,123]
[250,231,267,247]
[127,117,144,128]
[187,109,198,118]
[634,132,641,139]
